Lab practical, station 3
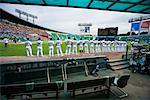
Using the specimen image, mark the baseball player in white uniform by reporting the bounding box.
[105,41,109,52]
[72,38,78,54]
[90,39,95,53]
[3,38,9,47]
[107,41,111,52]
[102,40,107,52]
[48,38,54,56]
[100,41,103,52]
[115,40,118,52]
[118,41,122,52]
[113,40,117,52]
[111,41,114,52]
[79,38,84,53]
[84,39,89,53]
[96,40,101,53]
[65,37,72,55]
[25,38,33,56]
[56,38,63,56]
[37,38,43,56]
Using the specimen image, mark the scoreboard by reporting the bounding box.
[98,27,118,36]
[78,23,92,35]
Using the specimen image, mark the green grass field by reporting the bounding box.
[0,42,67,56]
[0,42,132,56]
[0,41,87,56]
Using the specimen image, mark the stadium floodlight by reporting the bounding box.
[15,9,38,23]
[15,9,22,18]
[15,9,21,13]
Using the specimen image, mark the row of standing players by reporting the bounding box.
[25,37,127,56]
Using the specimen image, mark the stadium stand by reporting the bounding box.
[0,9,100,42]
[2,8,149,43]
[0,9,69,41]
[116,34,150,43]
[0,19,39,41]
[49,32,94,41]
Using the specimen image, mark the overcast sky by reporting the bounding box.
[0,3,146,35]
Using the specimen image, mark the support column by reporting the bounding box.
[84,61,89,76]
[61,65,65,80]
[138,16,142,36]
[47,67,50,83]
[64,64,67,80]
[148,22,150,34]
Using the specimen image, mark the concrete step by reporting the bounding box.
[111,65,129,71]
[109,61,129,67]
[108,59,128,63]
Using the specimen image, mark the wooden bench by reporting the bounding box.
[0,82,64,99]
[67,77,111,97]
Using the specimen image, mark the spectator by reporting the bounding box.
[0,19,49,41]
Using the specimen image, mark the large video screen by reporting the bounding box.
[98,27,118,36]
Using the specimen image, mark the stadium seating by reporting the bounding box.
[49,32,94,41]
[116,35,150,43]
[0,20,49,41]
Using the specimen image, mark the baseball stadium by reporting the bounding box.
[0,0,150,100]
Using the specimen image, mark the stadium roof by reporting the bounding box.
[1,0,150,14]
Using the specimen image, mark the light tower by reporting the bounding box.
[15,9,38,24]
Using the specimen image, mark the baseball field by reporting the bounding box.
[0,41,132,56]
[0,41,65,56]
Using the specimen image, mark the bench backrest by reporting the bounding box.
[117,74,130,88]
[0,82,63,95]
[67,77,108,90]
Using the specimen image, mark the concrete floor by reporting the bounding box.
[73,69,150,100]
[78,72,149,100]
[41,69,150,100]
[0,52,125,63]
[123,72,150,100]
[1,69,150,100]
